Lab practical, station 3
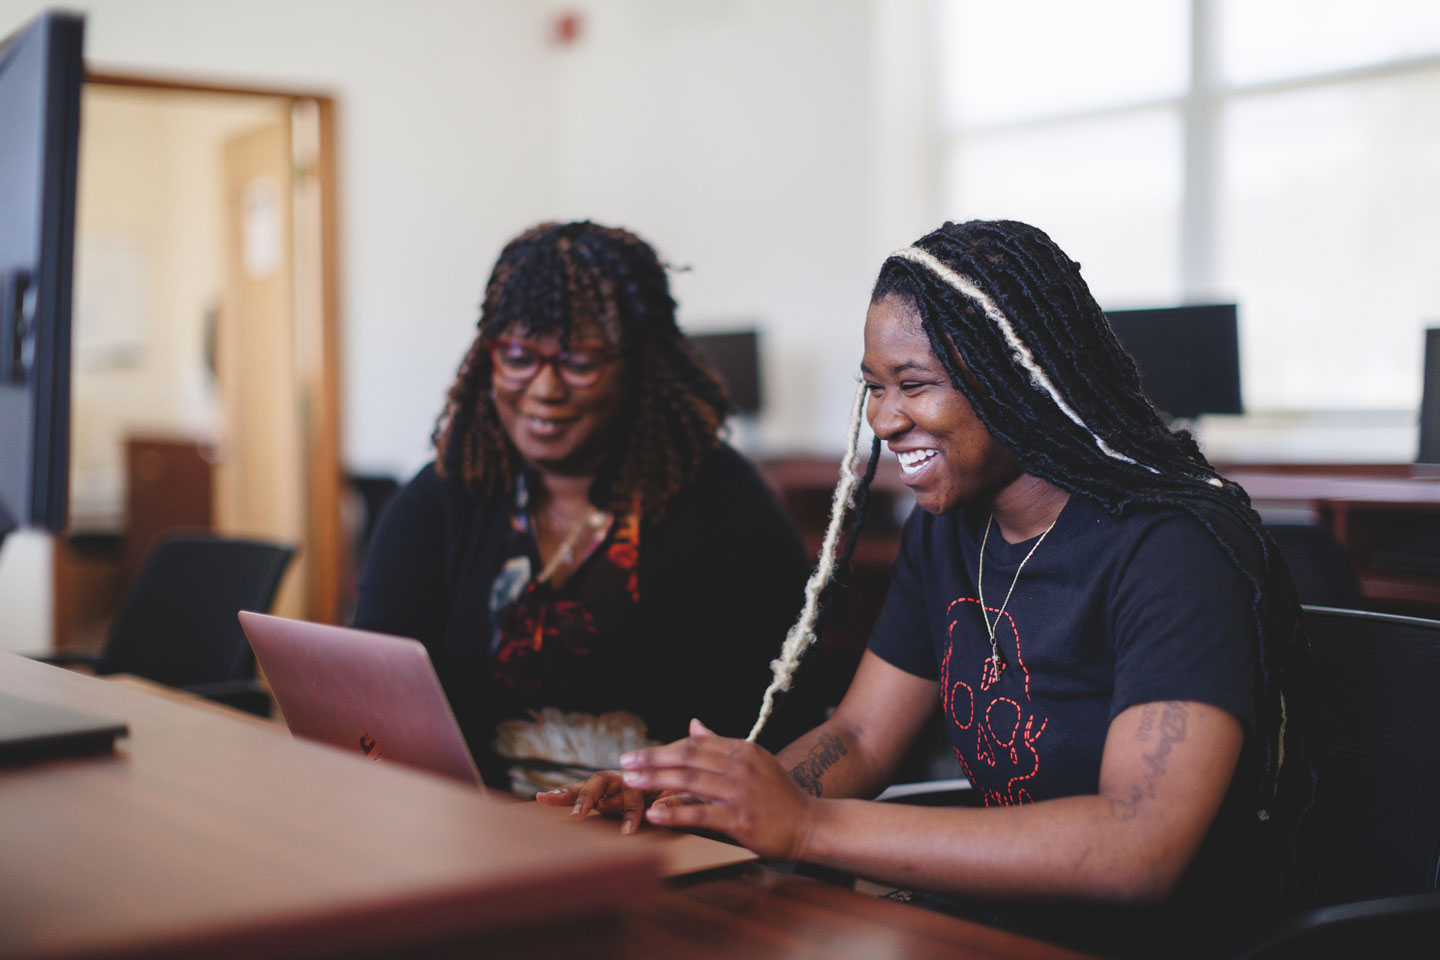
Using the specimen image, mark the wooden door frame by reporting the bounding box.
[85,70,345,625]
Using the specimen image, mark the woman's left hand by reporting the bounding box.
[619,718,818,860]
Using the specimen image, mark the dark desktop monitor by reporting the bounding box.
[689,329,762,416]
[1418,328,1440,467]
[0,11,84,544]
[1103,304,1243,420]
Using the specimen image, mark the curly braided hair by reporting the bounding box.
[432,221,731,518]
[755,219,1315,906]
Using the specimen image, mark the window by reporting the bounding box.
[937,0,1440,411]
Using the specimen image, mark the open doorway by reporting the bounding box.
[53,74,342,651]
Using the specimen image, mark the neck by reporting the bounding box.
[988,474,1070,544]
[531,468,595,511]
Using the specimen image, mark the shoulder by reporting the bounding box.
[695,442,768,487]
[1078,496,1262,629]
[1066,495,1257,566]
[673,442,783,512]
[385,461,506,530]
[643,443,804,565]
[389,462,453,514]
[1024,495,1263,620]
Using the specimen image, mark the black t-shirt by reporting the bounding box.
[869,493,1268,956]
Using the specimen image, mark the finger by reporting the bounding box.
[650,791,704,809]
[645,796,731,835]
[572,772,618,819]
[689,717,715,737]
[622,765,734,802]
[620,788,646,835]
[535,783,582,806]
[620,735,746,776]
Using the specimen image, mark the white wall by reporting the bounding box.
[543,0,879,454]
[0,0,566,481]
[1,0,931,648]
[0,0,931,479]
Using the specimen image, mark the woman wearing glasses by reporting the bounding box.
[353,221,817,802]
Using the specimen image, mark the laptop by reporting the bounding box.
[238,611,758,876]
[0,690,128,764]
[239,611,483,785]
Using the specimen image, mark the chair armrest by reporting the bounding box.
[1221,891,1440,960]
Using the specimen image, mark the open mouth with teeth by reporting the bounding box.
[896,448,940,478]
[523,413,579,438]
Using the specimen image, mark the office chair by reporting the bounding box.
[1264,523,1363,609]
[1220,605,1440,958]
[1296,605,1440,904]
[1225,892,1440,960]
[345,473,400,560]
[36,533,295,716]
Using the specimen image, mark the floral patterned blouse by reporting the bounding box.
[485,477,641,726]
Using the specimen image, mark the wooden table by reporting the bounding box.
[0,654,1093,960]
[1226,470,1440,612]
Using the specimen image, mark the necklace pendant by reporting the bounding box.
[983,650,1004,686]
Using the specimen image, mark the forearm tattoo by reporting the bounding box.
[1111,701,1188,821]
[789,732,847,797]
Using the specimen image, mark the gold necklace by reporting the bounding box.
[535,507,609,584]
[977,514,1058,673]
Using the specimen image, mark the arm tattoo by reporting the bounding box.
[1111,701,1188,821]
[788,732,847,797]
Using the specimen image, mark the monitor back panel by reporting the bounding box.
[1418,328,1440,466]
[1104,304,1242,420]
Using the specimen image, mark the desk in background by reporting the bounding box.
[1223,466,1440,615]
[763,458,1440,633]
[0,655,1094,960]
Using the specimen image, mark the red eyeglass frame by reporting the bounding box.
[487,336,617,388]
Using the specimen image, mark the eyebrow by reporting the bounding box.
[860,359,935,377]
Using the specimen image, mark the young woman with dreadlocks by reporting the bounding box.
[577,220,1312,958]
[353,221,818,807]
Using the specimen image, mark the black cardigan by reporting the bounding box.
[353,444,822,787]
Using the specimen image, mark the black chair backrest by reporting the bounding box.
[98,534,295,686]
[346,473,399,559]
[1300,605,1440,906]
[1266,524,1362,609]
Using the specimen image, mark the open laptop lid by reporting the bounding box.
[238,612,484,787]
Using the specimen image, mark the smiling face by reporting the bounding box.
[490,321,628,477]
[862,295,1022,515]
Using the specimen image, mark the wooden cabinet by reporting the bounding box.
[124,435,215,580]
[1193,465,1440,617]
[51,436,215,654]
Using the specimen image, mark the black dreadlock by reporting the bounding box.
[432,221,732,518]
[862,219,1316,907]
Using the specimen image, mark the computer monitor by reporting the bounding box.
[1103,304,1243,421]
[0,11,84,546]
[1417,328,1440,467]
[689,329,762,416]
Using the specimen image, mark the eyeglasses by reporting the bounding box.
[488,336,616,389]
